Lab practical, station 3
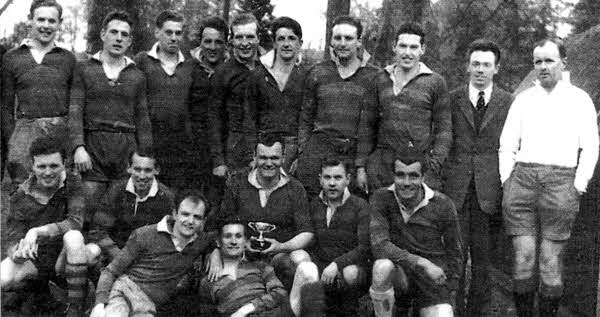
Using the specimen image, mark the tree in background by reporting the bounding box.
[323,0,350,60]
[237,0,274,51]
[570,0,600,34]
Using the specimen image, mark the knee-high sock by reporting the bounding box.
[513,277,537,317]
[299,281,326,317]
[370,287,395,317]
[64,262,88,305]
[539,283,563,317]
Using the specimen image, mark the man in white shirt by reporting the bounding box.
[499,39,599,317]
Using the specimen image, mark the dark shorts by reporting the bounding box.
[82,131,136,182]
[503,162,580,241]
[393,264,451,310]
[31,240,63,281]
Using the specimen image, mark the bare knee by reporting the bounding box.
[539,242,564,286]
[342,265,361,287]
[1,258,16,287]
[372,259,394,289]
[420,303,454,317]
[289,250,311,265]
[63,230,85,250]
[295,261,319,283]
[512,236,536,278]
[86,243,102,265]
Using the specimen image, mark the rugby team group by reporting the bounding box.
[1,0,599,316]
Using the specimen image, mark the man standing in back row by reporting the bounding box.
[134,10,200,192]
[359,22,450,192]
[499,39,598,317]
[2,0,75,185]
[444,39,513,316]
[297,15,379,198]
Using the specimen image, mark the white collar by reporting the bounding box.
[469,82,493,106]
[91,51,135,66]
[319,187,351,207]
[147,42,185,64]
[125,177,159,201]
[387,182,435,215]
[259,49,302,69]
[385,62,433,77]
[20,38,58,49]
[248,168,289,190]
[156,215,198,250]
[21,170,67,205]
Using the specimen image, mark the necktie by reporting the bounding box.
[475,91,486,131]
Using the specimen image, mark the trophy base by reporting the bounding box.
[251,240,271,251]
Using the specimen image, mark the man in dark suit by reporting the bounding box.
[443,39,513,316]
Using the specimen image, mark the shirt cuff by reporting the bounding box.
[574,176,588,193]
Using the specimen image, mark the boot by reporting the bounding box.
[513,291,535,317]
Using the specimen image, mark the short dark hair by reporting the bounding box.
[129,150,159,168]
[534,38,567,59]
[199,16,229,41]
[29,136,66,163]
[255,134,284,152]
[393,148,428,174]
[155,10,183,28]
[230,13,258,37]
[218,217,249,238]
[29,0,63,20]
[101,10,133,30]
[332,15,363,39]
[270,16,302,40]
[320,157,350,175]
[176,190,209,215]
[395,22,425,45]
[468,39,501,64]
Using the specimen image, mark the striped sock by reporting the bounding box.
[64,262,88,305]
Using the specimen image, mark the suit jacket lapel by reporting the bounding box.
[458,86,476,131]
[480,87,502,131]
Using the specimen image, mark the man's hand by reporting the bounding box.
[231,303,256,317]
[20,229,39,259]
[213,165,228,177]
[205,249,223,282]
[418,258,447,285]
[356,167,368,194]
[89,303,106,317]
[321,262,339,286]
[74,146,93,173]
[258,237,283,254]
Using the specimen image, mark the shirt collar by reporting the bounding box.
[385,62,433,77]
[126,177,159,201]
[469,82,493,104]
[248,168,290,190]
[21,170,67,204]
[156,215,198,248]
[318,187,351,206]
[91,51,135,66]
[147,42,185,64]
[20,38,57,50]
[260,49,302,68]
[387,182,435,214]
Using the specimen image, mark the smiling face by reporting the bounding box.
[255,142,283,181]
[231,22,259,62]
[219,223,247,259]
[394,33,425,72]
[29,6,61,46]
[32,152,65,189]
[200,27,226,65]
[101,19,132,58]
[172,198,205,239]
[533,41,564,90]
[468,50,498,90]
[393,159,424,202]
[127,153,159,195]
[155,20,183,55]
[331,23,360,61]
[274,27,302,62]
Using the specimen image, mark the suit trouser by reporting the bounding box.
[457,180,492,316]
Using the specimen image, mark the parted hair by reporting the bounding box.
[29,0,63,20]
[101,10,133,30]
[155,10,183,28]
[332,15,363,39]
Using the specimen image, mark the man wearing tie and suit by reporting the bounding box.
[442,39,513,316]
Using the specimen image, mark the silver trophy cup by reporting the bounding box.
[248,222,277,251]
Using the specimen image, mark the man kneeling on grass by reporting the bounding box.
[201,219,325,316]
[90,193,211,317]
